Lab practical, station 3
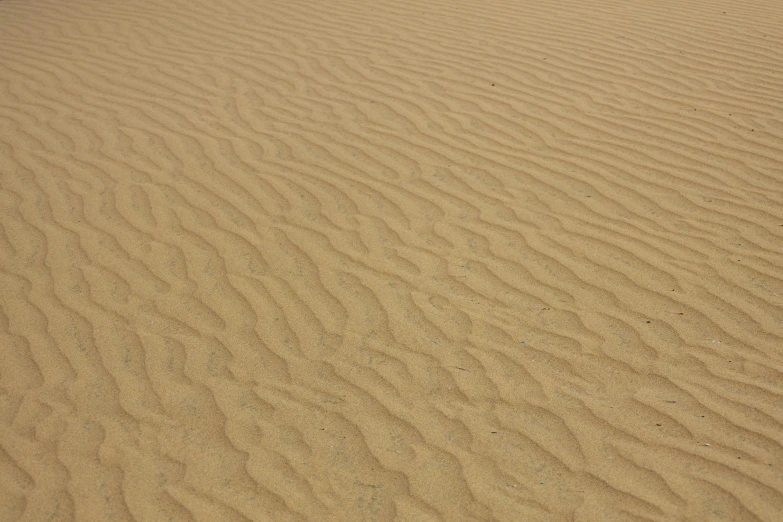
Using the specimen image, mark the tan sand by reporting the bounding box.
[1,0,783,520]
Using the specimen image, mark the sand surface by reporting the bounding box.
[2,0,783,520]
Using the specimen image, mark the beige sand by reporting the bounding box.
[2,0,783,520]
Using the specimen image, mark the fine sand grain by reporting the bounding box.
[2,0,783,520]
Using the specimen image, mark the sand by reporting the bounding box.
[1,0,782,520]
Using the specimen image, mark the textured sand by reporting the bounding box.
[2,0,783,520]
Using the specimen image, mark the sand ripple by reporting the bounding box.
[2,0,783,520]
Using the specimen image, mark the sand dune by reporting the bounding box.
[2,0,783,520]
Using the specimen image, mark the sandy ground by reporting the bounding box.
[1,0,783,520]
